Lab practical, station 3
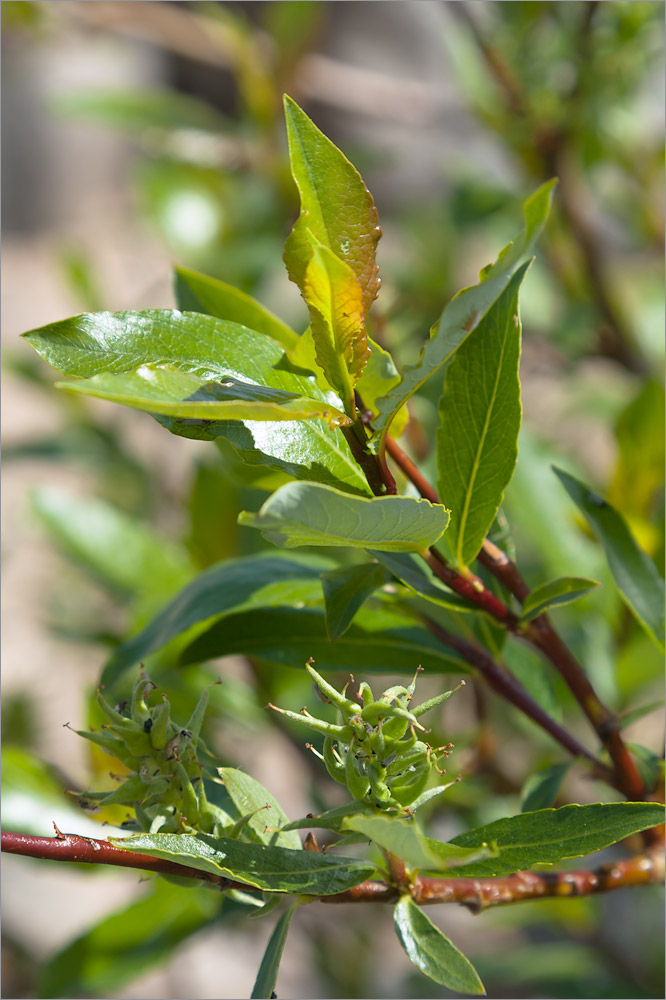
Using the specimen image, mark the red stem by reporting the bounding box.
[5,829,661,910]
[1,827,246,891]
[421,616,609,774]
[384,433,647,800]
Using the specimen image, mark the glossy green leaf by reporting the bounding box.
[394,896,485,995]
[344,814,491,872]
[174,265,299,350]
[554,467,665,650]
[520,761,572,812]
[372,179,556,448]
[302,238,370,410]
[356,336,409,437]
[446,802,665,877]
[520,576,600,622]
[251,902,300,999]
[103,553,331,686]
[36,880,219,999]
[32,486,192,601]
[111,832,375,894]
[179,605,469,674]
[370,550,478,612]
[52,88,229,133]
[56,364,352,427]
[436,261,530,570]
[218,767,302,850]
[22,309,370,496]
[286,327,406,436]
[239,482,450,552]
[283,95,381,315]
[321,562,390,639]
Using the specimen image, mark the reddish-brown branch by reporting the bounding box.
[477,537,531,601]
[342,424,393,495]
[1,827,248,891]
[421,616,608,774]
[385,434,440,504]
[385,433,646,800]
[4,830,662,911]
[525,617,647,800]
[325,848,666,907]
[426,547,518,626]
[410,846,666,911]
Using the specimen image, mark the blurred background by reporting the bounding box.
[2,2,664,998]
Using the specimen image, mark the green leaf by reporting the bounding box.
[321,562,390,639]
[626,743,665,791]
[103,553,331,686]
[218,767,302,850]
[344,814,490,872]
[174,265,299,350]
[283,95,381,316]
[394,896,485,995]
[436,261,530,569]
[619,699,665,729]
[239,482,450,552]
[520,576,601,622]
[56,364,352,427]
[446,802,666,877]
[21,310,370,496]
[179,605,469,675]
[251,902,300,999]
[36,880,218,999]
[554,467,665,650]
[111,832,375,894]
[520,761,572,812]
[32,486,192,601]
[370,550,478,612]
[373,179,556,448]
[52,88,229,133]
[301,238,370,410]
[281,801,370,833]
[356,336,410,437]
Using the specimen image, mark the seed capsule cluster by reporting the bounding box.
[76,671,227,835]
[270,663,459,810]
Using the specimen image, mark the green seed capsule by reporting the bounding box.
[98,773,150,807]
[130,671,154,725]
[381,714,411,742]
[345,748,370,801]
[386,742,429,776]
[367,761,390,802]
[184,690,209,744]
[306,663,359,717]
[120,728,154,759]
[74,728,141,771]
[357,682,375,708]
[367,723,386,759]
[389,762,431,806]
[268,703,352,741]
[149,697,172,750]
[323,737,347,784]
[175,762,200,824]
